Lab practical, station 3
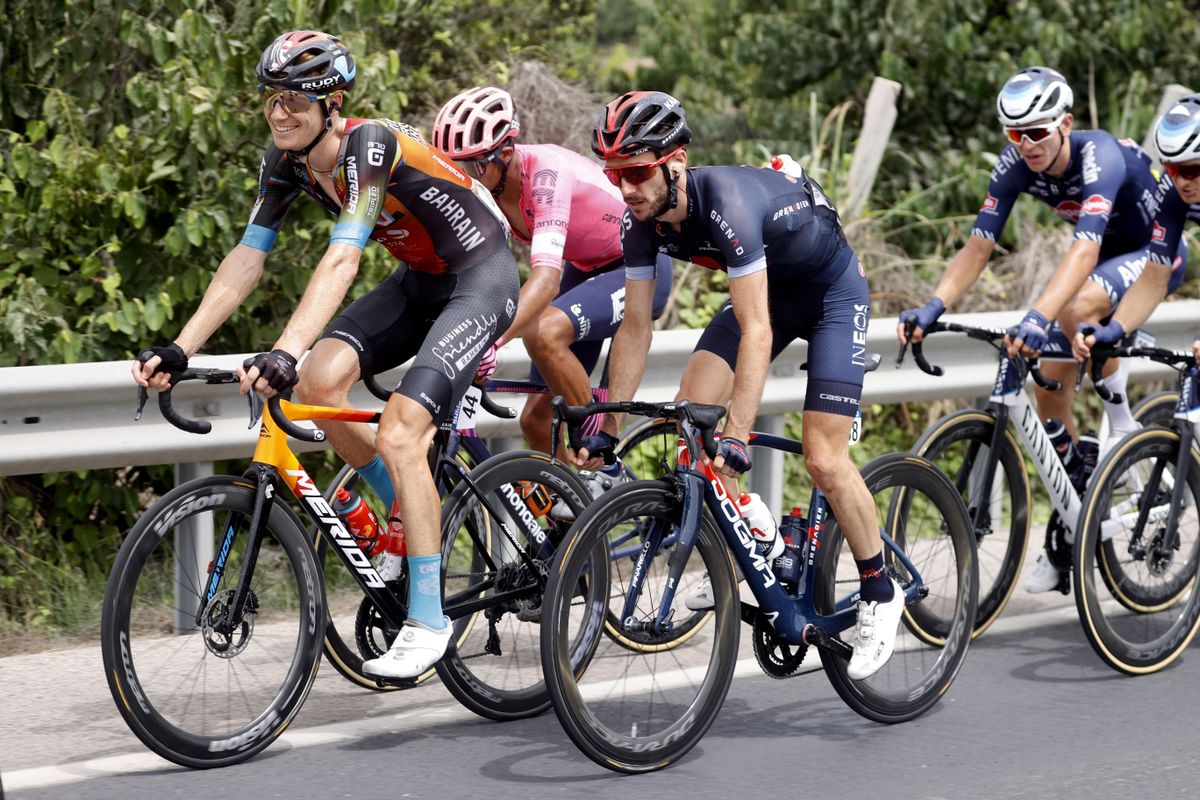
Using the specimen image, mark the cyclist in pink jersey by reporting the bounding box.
[433,87,673,456]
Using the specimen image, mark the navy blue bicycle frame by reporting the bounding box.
[618,427,927,645]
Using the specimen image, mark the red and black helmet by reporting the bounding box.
[256,30,357,96]
[592,91,692,159]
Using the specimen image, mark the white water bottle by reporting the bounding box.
[737,492,784,560]
[769,153,805,179]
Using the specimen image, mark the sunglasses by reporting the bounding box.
[1003,115,1065,145]
[603,148,682,186]
[461,149,505,178]
[260,88,322,115]
[1165,162,1200,182]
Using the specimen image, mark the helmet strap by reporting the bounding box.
[662,163,681,212]
[1046,129,1068,174]
[290,97,334,158]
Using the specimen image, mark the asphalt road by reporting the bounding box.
[5,597,1200,800]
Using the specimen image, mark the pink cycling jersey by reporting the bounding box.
[514,144,626,272]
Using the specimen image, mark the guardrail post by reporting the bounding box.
[749,414,785,517]
[174,461,215,635]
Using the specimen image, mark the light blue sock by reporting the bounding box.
[406,554,446,629]
[356,455,396,513]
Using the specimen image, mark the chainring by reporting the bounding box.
[354,577,406,659]
[752,613,809,679]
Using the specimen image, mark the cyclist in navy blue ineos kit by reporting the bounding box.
[131,31,517,679]
[571,91,903,680]
[898,67,1187,593]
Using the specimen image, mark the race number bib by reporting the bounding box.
[455,384,483,433]
[848,410,863,447]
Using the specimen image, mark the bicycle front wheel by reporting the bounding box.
[818,453,977,723]
[436,451,594,720]
[101,476,324,768]
[541,480,739,774]
[913,409,1028,636]
[1074,427,1200,674]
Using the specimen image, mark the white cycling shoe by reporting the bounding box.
[1024,553,1066,594]
[847,579,906,680]
[684,574,717,611]
[362,616,452,680]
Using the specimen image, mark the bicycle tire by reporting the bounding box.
[540,479,739,774]
[602,418,714,653]
[1132,391,1180,428]
[1074,427,1200,673]
[101,476,324,768]
[818,453,977,723]
[435,450,595,720]
[912,409,1029,637]
[316,444,482,691]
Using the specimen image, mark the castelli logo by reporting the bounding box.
[1081,194,1112,215]
[1153,221,1166,242]
[981,193,998,211]
[1053,200,1082,222]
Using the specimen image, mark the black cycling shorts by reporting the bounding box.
[322,249,520,422]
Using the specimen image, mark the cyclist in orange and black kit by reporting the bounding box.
[131,31,517,679]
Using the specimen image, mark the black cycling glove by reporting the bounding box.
[580,430,619,465]
[717,435,752,474]
[136,343,188,376]
[246,350,299,395]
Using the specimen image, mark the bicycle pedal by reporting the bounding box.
[371,675,421,689]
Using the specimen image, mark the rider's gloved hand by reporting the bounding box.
[134,343,188,387]
[579,430,619,466]
[715,435,752,475]
[474,338,501,385]
[898,297,945,341]
[1009,309,1050,354]
[245,350,299,396]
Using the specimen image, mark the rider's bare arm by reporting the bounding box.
[931,235,996,308]
[498,265,563,342]
[1029,238,1102,320]
[599,276,656,437]
[272,243,364,356]
[722,270,772,441]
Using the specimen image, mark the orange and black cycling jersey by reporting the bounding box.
[240,118,509,274]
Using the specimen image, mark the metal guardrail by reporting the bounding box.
[0,303,1198,477]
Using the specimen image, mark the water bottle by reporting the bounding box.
[737,492,784,560]
[774,507,807,586]
[1043,418,1080,475]
[332,487,384,556]
[769,153,805,179]
[1075,431,1100,491]
[375,498,407,582]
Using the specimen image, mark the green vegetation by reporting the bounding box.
[2,0,1198,644]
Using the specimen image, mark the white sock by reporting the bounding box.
[1102,358,1137,436]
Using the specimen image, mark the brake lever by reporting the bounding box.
[1073,359,1087,393]
[246,390,265,429]
[896,319,916,368]
[134,385,148,422]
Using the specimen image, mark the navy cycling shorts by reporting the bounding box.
[694,246,869,418]
[529,252,673,384]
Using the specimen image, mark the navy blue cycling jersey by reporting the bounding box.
[1148,185,1200,268]
[972,130,1162,257]
[621,165,847,283]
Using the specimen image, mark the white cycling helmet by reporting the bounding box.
[996,67,1073,127]
[1154,94,1200,164]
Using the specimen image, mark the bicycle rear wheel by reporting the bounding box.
[436,451,595,720]
[1074,427,1200,673]
[541,480,739,774]
[818,453,977,723]
[101,476,324,768]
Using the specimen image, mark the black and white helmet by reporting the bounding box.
[996,67,1073,127]
[256,31,356,96]
[1154,94,1200,165]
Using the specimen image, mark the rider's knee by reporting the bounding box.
[376,413,434,466]
[525,309,575,357]
[804,445,852,488]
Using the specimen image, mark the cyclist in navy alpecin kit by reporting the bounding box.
[572,91,904,680]
[431,86,673,460]
[1075,95,1200,362]
[132,31,518,679]
[898,67,1187,592]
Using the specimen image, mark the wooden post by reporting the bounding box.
[844,77,903,220]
